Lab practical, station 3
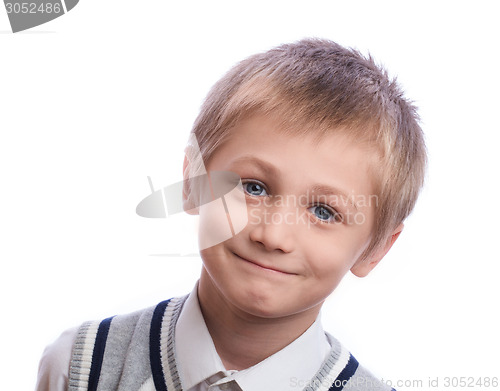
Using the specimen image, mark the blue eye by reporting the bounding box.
[243,181,268,196]
[309,205,341,223]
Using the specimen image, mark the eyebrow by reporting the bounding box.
[306,185,358,211]
[230,155,280,177]
[228,155,358,210]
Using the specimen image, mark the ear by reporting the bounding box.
[351,223,404,277]
[182,155,199,215]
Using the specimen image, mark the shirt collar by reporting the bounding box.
[175,282,331,391]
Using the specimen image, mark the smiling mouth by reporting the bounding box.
[233,253,297,275]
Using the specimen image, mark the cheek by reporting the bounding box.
[199,247,221,273]
[197,195,248,250]
[198,204,232,250]
[305,242,352,280]
[304,252,352,301]
[195,171,249,251]
[304,230,370,281]
[200,245,234,290]
[247,204,262,225]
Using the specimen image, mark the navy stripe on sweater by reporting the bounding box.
[328,353,359,391]
[150,299,171,391]
[88,316,114,391]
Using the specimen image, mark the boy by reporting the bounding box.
[36,38,426,391]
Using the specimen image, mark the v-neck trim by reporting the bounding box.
[149,294,356,391]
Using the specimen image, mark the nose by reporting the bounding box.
[248,206,296,253]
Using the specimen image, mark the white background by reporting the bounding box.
[1,1,499,390]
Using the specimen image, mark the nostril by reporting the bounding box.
[248,220,295,254]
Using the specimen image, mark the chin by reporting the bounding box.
[237,299,290,319]
[227,282,300,319]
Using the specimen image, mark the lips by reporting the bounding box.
[233,252,297,275]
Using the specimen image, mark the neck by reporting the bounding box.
[197,270,321,371]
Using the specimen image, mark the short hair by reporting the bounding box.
[186,38,427,262]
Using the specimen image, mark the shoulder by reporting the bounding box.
[71,297,183,351]
[35,326,78,391]
[34,302,163,391]
[317,332,396,391]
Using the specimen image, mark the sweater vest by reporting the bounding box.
[68,295,395,391]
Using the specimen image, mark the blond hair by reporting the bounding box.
[187,38,427,261]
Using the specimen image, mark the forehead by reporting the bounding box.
[207,115,381,200]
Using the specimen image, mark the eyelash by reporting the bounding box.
[241,179,343,224]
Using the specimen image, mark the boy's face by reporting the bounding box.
[193,115,385,320]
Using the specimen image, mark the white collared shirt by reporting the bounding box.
[175,283,331,391]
